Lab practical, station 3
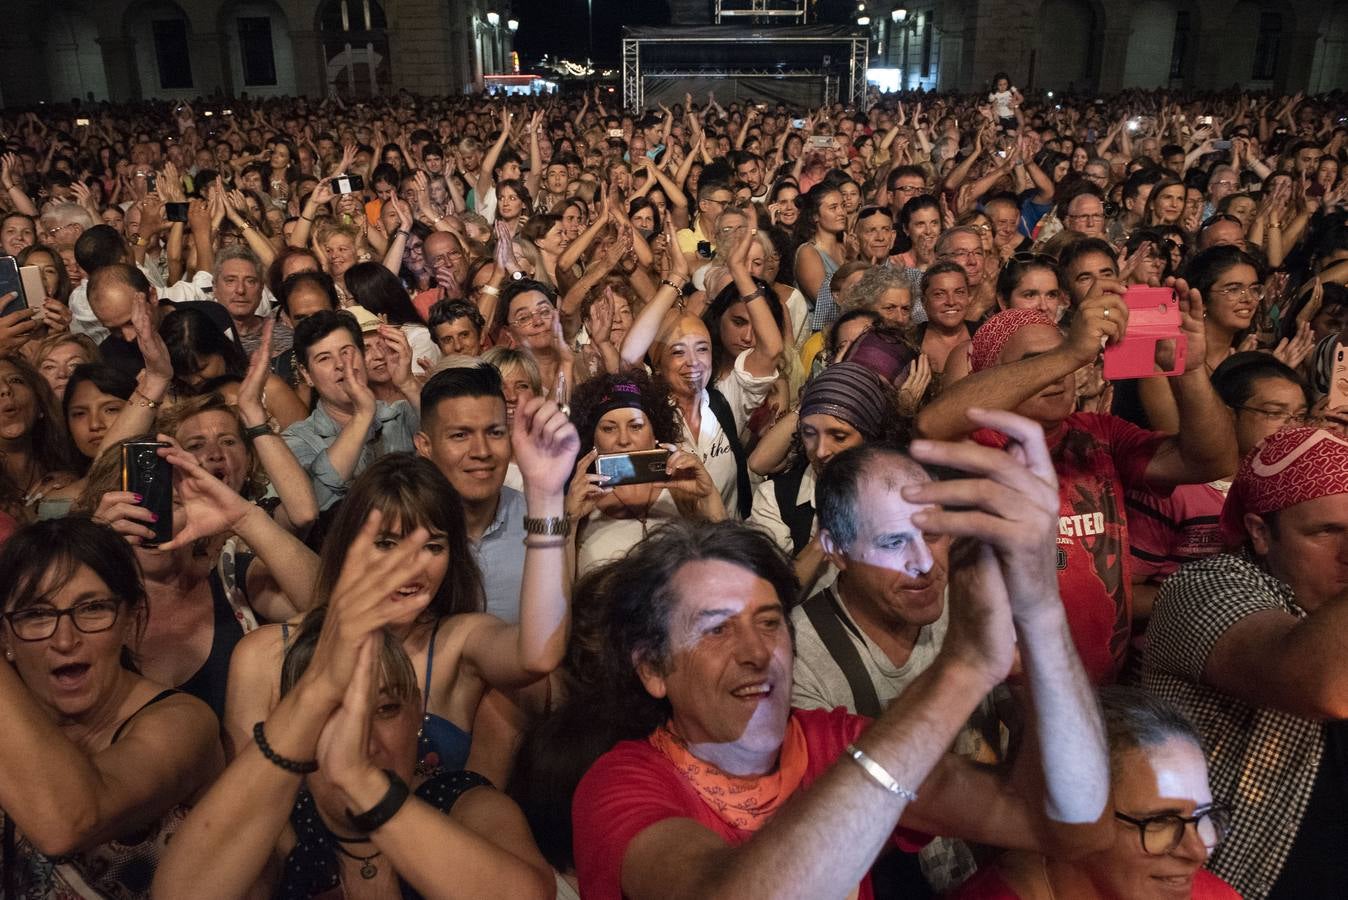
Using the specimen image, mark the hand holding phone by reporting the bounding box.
[1102,286,1187,380]
[595,448,672,486]
[121,441,174,547]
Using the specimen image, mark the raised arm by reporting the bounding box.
[477,107,514,203]
[152,514,432,900]
[613,532,1016,899]
[620,218,688,368]
[727,228,783,377]
[459,397,574,687]
[917,280,1127,440]
[236,320,318,533]
[1138,279,1239,489]
[524,110,544,199]
[156,443,320,622]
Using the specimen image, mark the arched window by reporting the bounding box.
[317,0,391,97]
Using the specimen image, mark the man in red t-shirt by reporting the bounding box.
[572,412,1112,900]
[916,279,1237,683]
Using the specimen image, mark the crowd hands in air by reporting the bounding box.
[0,78,1346,899]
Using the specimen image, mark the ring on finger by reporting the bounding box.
[1103,308,1111,318]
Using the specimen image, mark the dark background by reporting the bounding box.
[510,0,859,67]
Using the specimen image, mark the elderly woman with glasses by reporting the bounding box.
[952,687,1237,900]
[0,516,224,898]
[491,278,572,404]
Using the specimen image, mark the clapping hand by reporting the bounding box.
[512,395,580,498]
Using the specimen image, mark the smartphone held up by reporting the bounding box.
[1102,285,1187,381]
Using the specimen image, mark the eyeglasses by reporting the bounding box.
[703,196,734,207]
[1114,805,1232,856]
[1233,405,1310,426]
[1066,213,1105,223]
[511,305,554,327]
[942,248,986,260]
[5,599,122,642]
[1213,284,1266,302]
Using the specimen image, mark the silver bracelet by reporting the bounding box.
[845,744,918,802]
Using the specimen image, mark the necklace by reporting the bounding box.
[334,842,381,880]
[1039,855,1058,900]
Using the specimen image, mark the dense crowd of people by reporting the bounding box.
[0,78,1346,899]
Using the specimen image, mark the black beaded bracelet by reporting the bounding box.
[253,721,319,774]
[345,769,410,833]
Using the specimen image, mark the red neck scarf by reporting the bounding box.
[649,716,809,832]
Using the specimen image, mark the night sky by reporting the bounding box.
[509,0,861,67]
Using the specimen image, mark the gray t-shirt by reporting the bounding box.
[790,587,1005,893]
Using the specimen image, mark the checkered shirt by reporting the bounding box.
[1142,552,1325,900]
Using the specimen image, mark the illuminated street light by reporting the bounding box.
[857,15,870,24]
[507,18,519,31]
[487,11,500,26]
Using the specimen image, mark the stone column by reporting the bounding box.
[290,29,327,98]
[1095,26,1133,94]
[388,0,457,94]
[97,36,142,102]
[187,32,229,96]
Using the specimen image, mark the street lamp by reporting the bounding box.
[487,10,500,26]
[507,18,519,31]
[892,8,906,22]
[857,15,870,24]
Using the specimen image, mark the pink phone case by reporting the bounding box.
[1102,286,1186,381]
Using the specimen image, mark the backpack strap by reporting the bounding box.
[800,589,884,719]
[772,462,814,557]
[705,387,752,519]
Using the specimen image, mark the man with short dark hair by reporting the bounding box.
[428,299,485,357]
[677,181,735,269]
[414,364,524,621]
[283,309,420,511]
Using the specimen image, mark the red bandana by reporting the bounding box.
[970,308,1058,373]
[1220,426,1348,543]
[649,717,809,833]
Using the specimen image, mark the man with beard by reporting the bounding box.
[916,291,1236,683]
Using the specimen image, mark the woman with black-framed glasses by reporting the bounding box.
[952,686,1238,899]
[0,516,223,898]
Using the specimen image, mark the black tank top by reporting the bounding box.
[177,571,245,719]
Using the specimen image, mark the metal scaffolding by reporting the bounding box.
[713,0,808,24]
[620,26,870,112]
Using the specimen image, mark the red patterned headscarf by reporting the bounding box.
[1220,426,1348,544]
[970,308,1059,373]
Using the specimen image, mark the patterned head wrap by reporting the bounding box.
[970,308,1059,373]
[798,362,893,440]
[1220,426,1348,544]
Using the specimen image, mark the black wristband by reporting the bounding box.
[345,769,410,833]
[252,721,319,774]
[242,422,273,441]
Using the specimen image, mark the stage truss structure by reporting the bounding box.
[621,26,868,112]
[713,0,808,24]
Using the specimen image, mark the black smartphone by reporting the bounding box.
[595,448,672,486]
[0,256,27,317]
[145,173,157,193]
[121,441,174,547]
[696,240,713,260]
[165,202,189,223]
[334,173,365,195]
